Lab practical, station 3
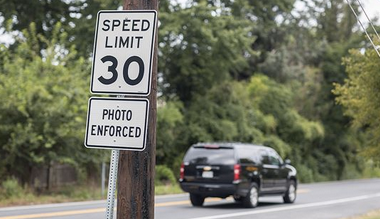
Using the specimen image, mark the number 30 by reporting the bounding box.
[98,55,144,86]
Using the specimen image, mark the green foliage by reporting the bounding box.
[314,0,358,42]
[55,185,103,200]
[0,23,106,183]
[184,81,264,144]
[248,74,325,145]
[0,0,376,190]
[296,165,314,183]
[0,184,106,206]
[156,101,184,166]
[263,135,291,159]
[158,1,254,102]
[0,0,122,56]
[0,178,24,199]
[155,184,183,195]
[334,44,380,163]
[172,75,324,182]
[221,0,296,76]
[362,160,380,178]
[155,165,177,186]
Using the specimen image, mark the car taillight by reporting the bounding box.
[234,164,241,181]
[180,163,185,181]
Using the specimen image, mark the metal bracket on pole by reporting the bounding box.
[106,149,120,219]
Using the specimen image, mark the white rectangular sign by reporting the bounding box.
[84,97,149,151]
[90,10,157,95]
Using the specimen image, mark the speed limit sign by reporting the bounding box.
[90,10,157,95]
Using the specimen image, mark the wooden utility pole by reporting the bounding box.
[117,0,158,218]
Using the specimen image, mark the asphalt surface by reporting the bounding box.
[1,178,380,219]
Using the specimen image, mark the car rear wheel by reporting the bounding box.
[243,183,259,208]
[190,193,205,207]
[233,195,243,202]
[283,180,297,203]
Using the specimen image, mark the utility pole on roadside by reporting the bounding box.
[84,0,158,218]
[117,0,158,218]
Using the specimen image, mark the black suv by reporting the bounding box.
[179,143,297,208]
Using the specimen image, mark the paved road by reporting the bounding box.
[1,178,380,219]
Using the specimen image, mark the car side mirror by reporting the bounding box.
[284,159,291,165]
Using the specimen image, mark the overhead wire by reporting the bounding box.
[345,0,380,58]
[355,0,380,40]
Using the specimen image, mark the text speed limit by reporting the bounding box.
[90,10,157,95]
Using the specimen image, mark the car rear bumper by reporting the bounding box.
[180,182,238,198]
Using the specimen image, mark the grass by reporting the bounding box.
[0,185,105,207]
[0,183,183,207]
[155,184,183,195]
[349,210,380,219]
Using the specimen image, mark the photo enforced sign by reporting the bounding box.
[84,97,149,151]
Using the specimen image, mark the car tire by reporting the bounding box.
[233,195,243,202]
[190,193,205,207]
[243,183,259,208]
[283,180,297,203]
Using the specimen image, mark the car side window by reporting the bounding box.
[270,155,280,166]
[236,147,262,164]
[268,150,283,166]
[260,150,271,165]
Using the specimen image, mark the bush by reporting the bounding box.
[171,153,185,179]
[362,160,380,178]
[297,165,314,183]
[1,178,24,199]
[155,165,177,186]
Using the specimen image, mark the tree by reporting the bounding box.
[0,23,106,183]
[0,0,375,185]
[314,0,358,43]
[156,101,184,170]
[175,75,324,171]
[0,0,122,56]
[221,0,296,78]
[279,0,365,180]
[158,1,254,103]
[333,46,380,162]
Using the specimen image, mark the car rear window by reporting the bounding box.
[184,147,235,165]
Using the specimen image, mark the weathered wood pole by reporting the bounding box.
[116,0,158,218]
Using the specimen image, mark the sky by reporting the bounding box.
[362,0,380,19]
[1,0,380,45]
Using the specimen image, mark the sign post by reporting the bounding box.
[105,150,119,219]
[84,2,157,219]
